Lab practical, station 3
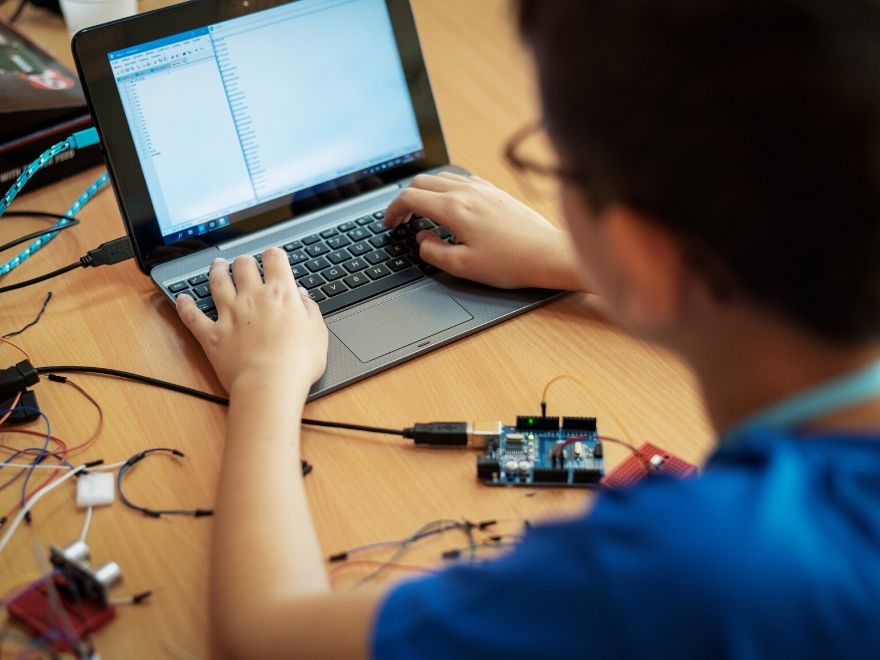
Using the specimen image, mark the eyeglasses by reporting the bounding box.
[503,121,581,200]
[505,122,740,299]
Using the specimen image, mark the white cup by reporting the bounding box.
[59,0,137,36]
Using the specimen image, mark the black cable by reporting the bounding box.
[3,211,77,219]
[302,418,404,437]
[116,448,213,518]
[1,213,80,254]
[38,365,229,405]
[2,291,52,339]
[0,261,83,294]
[34,365,406,436]
[0,236,133,295]
[8,0,27,21]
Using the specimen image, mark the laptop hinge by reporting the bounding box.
[217,183,401,252]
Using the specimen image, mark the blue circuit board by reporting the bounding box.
[477,416,604,488]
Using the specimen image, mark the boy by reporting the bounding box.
[176,1,880,657]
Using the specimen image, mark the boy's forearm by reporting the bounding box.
[532,230,588,292]
[211,370,327,655]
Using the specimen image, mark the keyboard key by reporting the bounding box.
[411,217,435,232]
[187,273,209,286]
[288,251,309,265]
[283,241,303,252]
[316,266,425,315]
[343,272,370,288]
[302,234,321,245]
[194,284,211,299]
[343,257,367,272]
[385,244,407,257]
[320,266,346,281]
[306,257,330,272]
[366,264,391,280]
[368,221,386,234]
[326,235,351,249]
[372,210,385,219]
[308,289,327,303]
[434,227,452,239]
[253,253,262,263]
[196,297,215,313]
[205,309,218,321]
[365,250,389,265]
[369,234,393,248]
[387,256,411,272]
[320,228,338,239]
[356,215,374,226]
[299,274,325,289]
[305,243,330,257]
[291,264,308,278]
[168,281,188,293]
[337,221,356,232]
[348,227,370,241]
[420,263,440,275]
[327,250,350,265]
[322,281,347,297]
[349,241,371,256]
[390,226,408,240]
[174,291,191,301]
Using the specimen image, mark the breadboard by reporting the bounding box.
[600,442,697,489]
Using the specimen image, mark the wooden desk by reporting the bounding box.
[1,1,713,657]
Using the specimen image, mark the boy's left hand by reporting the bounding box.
[175,247,328,393]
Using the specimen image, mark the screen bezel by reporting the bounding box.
[73,0,448,273]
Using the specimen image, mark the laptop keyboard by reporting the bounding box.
[164,211,454,320]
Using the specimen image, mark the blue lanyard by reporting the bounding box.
[722,358,880,442]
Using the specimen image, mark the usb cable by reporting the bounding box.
[0,127,108,278]
[0,236,133,295]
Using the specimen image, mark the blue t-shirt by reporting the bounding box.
[372,429,880,659]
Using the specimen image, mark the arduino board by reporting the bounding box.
[477,416,604,487]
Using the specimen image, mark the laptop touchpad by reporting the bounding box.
[328,284,473,363]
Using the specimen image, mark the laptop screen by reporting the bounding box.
[107,0,424,245]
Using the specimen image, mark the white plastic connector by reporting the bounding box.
[76,472,115,508]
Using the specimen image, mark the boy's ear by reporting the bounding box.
[602,205,687,334]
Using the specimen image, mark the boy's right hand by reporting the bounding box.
[384,172,584,291]
[176,249,328,396]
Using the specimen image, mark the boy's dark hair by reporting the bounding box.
[518,0,880,343]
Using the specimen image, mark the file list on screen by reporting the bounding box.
[108,0,424,243]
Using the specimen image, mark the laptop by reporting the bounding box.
[73,0,561,399]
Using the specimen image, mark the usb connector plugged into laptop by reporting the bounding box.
[83,236,134,267]
[0,236,133,295]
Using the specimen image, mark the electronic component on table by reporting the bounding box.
[601,442,697,489]
[5,542,124,654]
[0,389,39,425]
[477,416,604,488]
[76,472,116,508]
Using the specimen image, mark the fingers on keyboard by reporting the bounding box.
[166,211,453,317]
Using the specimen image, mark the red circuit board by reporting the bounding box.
[601,442,697,489]
[6,575,115,653]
